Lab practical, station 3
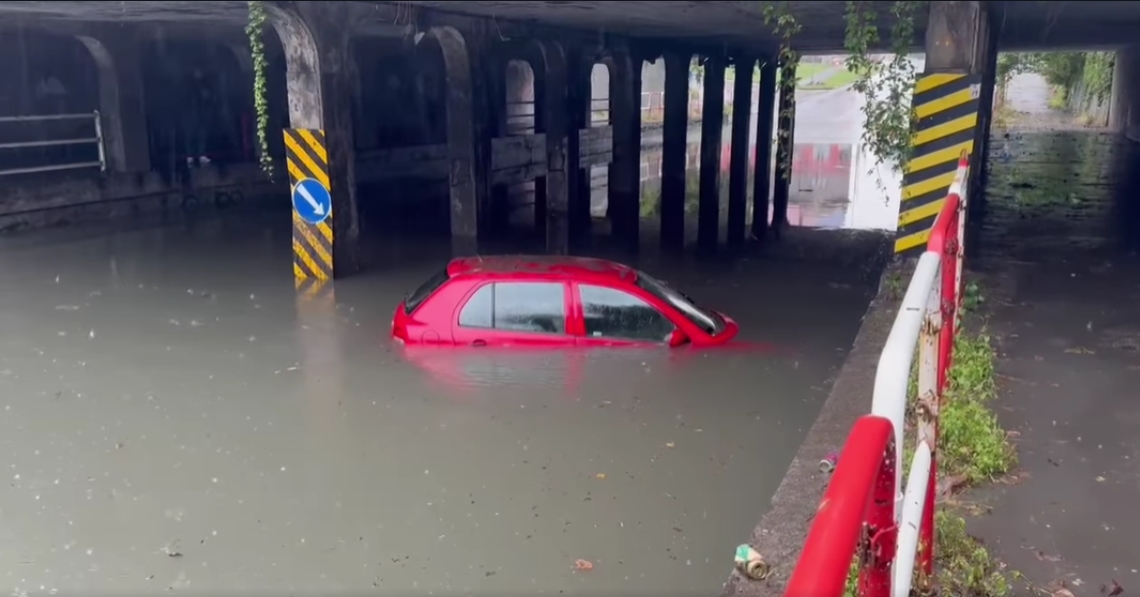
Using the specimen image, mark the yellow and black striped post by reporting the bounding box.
[284,127,335,285]
[895,73,981,255]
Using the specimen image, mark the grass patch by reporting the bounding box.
[821,69,859,89]
[843,280,1016,596]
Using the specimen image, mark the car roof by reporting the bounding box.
[446,255,638,283]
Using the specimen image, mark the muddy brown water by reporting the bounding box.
[0,211,883,594]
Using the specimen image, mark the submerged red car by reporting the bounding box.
[392,255,739,348]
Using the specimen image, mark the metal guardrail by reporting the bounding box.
[0,112,106,177]
[785,152,971,597]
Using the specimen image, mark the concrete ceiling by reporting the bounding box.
[0,1,1138,53]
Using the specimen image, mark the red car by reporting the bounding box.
[392,255,739,348]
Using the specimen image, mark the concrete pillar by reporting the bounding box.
[1110,45,1140,142]
[751,57,777,243]
[427,24,491,256]
[895,1,995,257]
[564,47,590,246]
[268,3,361,277]
[608,46,643,252]
[697,55,726,254]
[727,56,755,250]
[660,51,691,252]
[772,60,796,238]
[538,40,570,255]
[75,31,150,173]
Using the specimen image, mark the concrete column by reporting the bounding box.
[727,56,755,250]
[660,50,691,252]
[608,46,643,252]
[697,55,726,254]
[417,23,490,256]
[1110,45,1140,141]
[898,1,994,258]
[268,3,361,276]
[76,31,150,173]
[751,57,778,243]
[538,40,570,255]
[564,46,590,246]
[772,60,796,238]
[487,51,511,240]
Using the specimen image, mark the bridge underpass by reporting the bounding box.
[3,1,1140,595]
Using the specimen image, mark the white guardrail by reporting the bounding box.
[0,112,106,177]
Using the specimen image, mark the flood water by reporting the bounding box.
[0,208,883,593]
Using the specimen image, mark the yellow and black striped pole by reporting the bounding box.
[284,127,334,290]
[895,73,981,255]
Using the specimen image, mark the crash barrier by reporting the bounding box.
[782,151,971,597]
[0,112,106,177]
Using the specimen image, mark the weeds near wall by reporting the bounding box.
[246,0,274,179]
[843,281,1017,597]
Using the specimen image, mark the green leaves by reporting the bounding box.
[246,0,274,179]
[759,1,923,174]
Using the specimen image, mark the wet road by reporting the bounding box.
[0,214,882,594]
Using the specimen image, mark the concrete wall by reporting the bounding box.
[1110,45,1140,142]
[1068,74,1111,127]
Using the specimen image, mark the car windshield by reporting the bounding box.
[635,271,725,336]
[405,268,450,314]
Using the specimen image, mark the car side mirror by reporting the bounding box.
[668,328,690,347]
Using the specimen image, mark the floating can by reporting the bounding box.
[819,452,839,473]
[734,544,770,580]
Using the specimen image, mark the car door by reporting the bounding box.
[452,280,574,348]
[573,283,678,347]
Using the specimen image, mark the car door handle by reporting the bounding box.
[471,339,487,347]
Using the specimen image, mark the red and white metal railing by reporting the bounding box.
[783,151,971,597]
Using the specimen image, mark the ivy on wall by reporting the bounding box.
[245,0,274,179]
[762,1,926,176]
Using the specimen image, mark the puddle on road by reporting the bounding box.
[0,215,879,594]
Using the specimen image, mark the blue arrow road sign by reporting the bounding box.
[292,178,331,225]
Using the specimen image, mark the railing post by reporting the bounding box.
[916,260,943,582]
[94,110,107,172]
[859,436,897,597]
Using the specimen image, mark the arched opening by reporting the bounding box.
[503,58,539,231]
[587,61,612,221]
[0,28,101,178]
[352,34,450,235]
[139,31,285,176]
[505,59,536,135]
[639,58,664,224]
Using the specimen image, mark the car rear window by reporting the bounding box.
[405,268,450,314]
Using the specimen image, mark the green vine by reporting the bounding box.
[761,1,802,179]
[844,1,923,172]
[245,0,273,178]
[761,1,923,174]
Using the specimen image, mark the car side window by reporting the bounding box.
[579,284,675,342]
[457,282,566,334]
[493,282,565,334]
[458,284,494,328]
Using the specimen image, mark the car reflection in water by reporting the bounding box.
[396,340,791,402]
